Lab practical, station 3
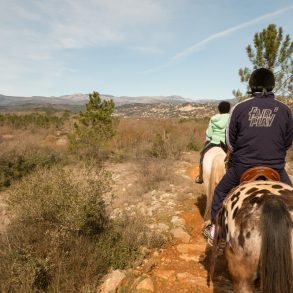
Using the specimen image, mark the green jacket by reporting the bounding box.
[206,113,230,144]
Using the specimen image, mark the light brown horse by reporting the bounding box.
[212,180,293,293]
[202,146,226,227]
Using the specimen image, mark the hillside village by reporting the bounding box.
[114,102,218,119]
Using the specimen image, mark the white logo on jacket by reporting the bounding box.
[248,107,278,127]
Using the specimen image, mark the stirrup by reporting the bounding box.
[203,225,213,239]
[207,238,214,247]
[195,176,203,184]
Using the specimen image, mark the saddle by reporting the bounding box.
[240,166,280,183]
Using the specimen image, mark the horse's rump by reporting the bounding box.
[214,181,293,293]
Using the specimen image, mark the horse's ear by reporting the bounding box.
[220,141,228,153]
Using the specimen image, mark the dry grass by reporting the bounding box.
[0,117,207,164]
[0,126,67,189]
[0,126,68,154]
[136,158,173,194]
[108,118,207,161]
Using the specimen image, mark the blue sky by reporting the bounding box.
[1,0,292,100]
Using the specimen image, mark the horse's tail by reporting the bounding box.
[204,154,225,224]
[260,197,293,293]
[209,153,225,195]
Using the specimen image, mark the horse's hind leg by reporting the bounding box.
[203,185,212,227]
[225,247,258,293]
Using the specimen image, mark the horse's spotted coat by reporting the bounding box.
[220,180,293,244]
[215,180,293,293]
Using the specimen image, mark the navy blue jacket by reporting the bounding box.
[226,92,293,169]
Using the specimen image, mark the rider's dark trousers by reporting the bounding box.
[211,165,292,223]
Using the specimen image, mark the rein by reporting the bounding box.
[209,209,226,283]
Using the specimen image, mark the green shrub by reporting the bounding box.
[0,148,61,189]
[96,213,166,269]
[9,165,110,234]
[0,113,66,129]
[0,164,164,292]
[149,134,167,159]
[0,164,111,291]
[186,139,204,151]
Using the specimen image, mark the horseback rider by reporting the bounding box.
[204,68,293,241]
[195,101,231,183]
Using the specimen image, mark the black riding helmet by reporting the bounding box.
[249,68,275,93]
[218,101,231,114]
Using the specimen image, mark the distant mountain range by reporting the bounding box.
[0,93,193,106]
[0,93,237,112]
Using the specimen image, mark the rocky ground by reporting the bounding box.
[101,153,293,293]
[101,152,233,293]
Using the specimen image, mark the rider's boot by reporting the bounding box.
[203,224,215,246]
[195,165,204,184]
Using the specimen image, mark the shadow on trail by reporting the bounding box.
[199,246,232,293]
[195,192,233,292]
[195,193,206,218]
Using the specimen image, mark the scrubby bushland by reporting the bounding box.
[0,112,67,129]
[0,165,109,292]
[0,148,61,189]
[109,117,207,161]
[0,164,164,292]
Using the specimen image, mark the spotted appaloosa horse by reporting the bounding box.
[202,147,226,227]
[213,180,293,293]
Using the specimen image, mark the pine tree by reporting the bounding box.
[69,91,115,159]
[233,24,293,100]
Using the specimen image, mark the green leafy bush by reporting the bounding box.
[0,165,164,292]
[0,165,111,291]
[9,165,110,234]
[0,148,61,189]
[0,113,66,129]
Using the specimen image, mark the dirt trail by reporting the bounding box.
[131,156,293,293]
[126,154,233,293]
[136,198,232,292]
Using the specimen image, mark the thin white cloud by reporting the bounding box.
[173,4,293,61]
[129,46,164,55]
[143,63,170,74]
[144,4,293,73]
